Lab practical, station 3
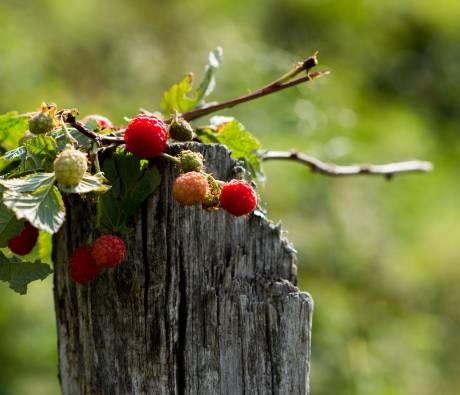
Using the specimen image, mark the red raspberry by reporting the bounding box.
[7,222,39,256]
[173,171,209,206]
[70,246,100,284]
[124,114,168,158]
[82,114,113,129]
[219,180,257,216]
[91,235,126,268]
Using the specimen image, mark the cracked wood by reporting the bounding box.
[53,143,313,395]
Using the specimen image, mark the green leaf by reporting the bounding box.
[161,73,199,116]
[1,174,65,233]
[0,130,73,177]
[37,231,53,265]
[0,172,56,193]
[0,158,21,178]
[0,252,52,294]
[101,152,161,232]
[194,127,221,143]
[0,112,29,150]
[0,146,27,176]
[2,146,27,162]
[24,135,57,156]
[198,120,263,179]
[24,135,58,171]
[196,47,223,104]
[0,205,24,248]
[53,127,92,149]
[58,172,110,194]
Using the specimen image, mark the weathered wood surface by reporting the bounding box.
[53,143,313,395]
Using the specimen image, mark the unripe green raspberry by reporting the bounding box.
[169,118,194,141]
[54,146,88,187]
[29,111,54,135]
[179,150,204,172]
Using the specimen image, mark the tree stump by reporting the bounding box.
[53,143,313,395]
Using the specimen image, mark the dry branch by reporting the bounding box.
[262,150,433,178]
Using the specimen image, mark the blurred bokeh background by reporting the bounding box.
[1,0,459,394]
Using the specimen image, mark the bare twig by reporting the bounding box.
[63,113,123,144]
[180,53,327,122]
[181,70,329,122]
[60,115,78,146]
[262,150,433,178]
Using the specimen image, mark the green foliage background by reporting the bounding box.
[1,0,459,394]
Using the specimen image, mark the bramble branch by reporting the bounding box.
[181,57,328,122]
[65,54,329,145]
[64,114,123,145]
[261,150,433,178]
[64,53,432,181]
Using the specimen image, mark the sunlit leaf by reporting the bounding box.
[24,135,58,171]
[2,174,65,233]
[57,172,110,194]
[2,146,27,163]
[53,127,92,149]
[198,120,263,179]
[161,73,199,116]
[196,47,223,104]
[0,173,56,193]
[0,112,29,150]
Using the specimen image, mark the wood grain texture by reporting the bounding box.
[53,143,313,395]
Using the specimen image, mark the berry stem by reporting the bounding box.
[160,152,181,165]
[91,142,102,173]
[207,174,223,191]
[61,116,79,146]
[202,174,222,209]
[89,142,103,230]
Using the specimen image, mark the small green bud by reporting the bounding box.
[169,118,194,141]
[29,111,54,135]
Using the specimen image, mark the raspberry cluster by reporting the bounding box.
[70,235,126,284]
[18,107,258,287]
[121,113,257,216]
[170,149,257,217]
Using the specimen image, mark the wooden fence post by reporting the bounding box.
[53,143,313,395]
